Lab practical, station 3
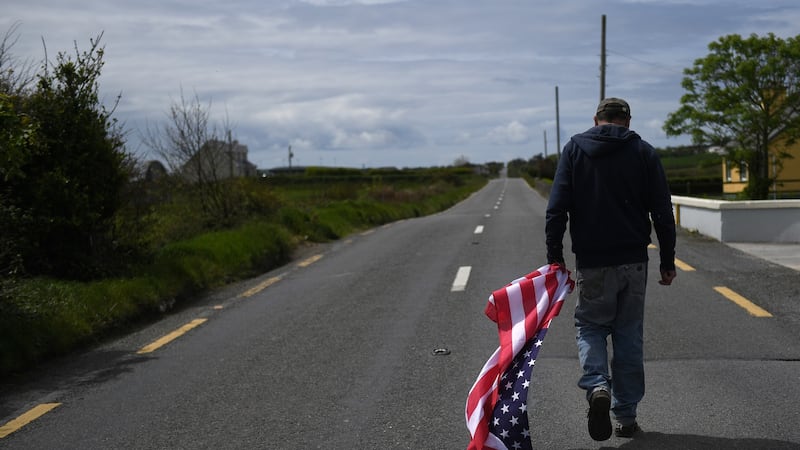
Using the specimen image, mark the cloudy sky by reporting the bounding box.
[3,1,799,169]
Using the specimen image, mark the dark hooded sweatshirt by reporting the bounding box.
[545,124,676,271]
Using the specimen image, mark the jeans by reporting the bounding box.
[574,263,647,426]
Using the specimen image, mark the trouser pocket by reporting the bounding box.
[575,267,615,326]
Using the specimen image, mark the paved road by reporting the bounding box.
[727,242,800,272]
[1,178,799,449]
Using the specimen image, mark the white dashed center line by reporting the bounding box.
[474,225,484,234]
[452,266,472,292]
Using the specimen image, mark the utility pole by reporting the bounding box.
[543,129,548,157]
[600,14,606,101]
[227,129,234,178]
[555,85,561,158]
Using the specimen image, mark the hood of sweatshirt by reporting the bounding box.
[570,124,640,158]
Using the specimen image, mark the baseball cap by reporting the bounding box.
[596,97,630,116]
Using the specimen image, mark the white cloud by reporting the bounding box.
[299,0,406,5]
[3,0,798,168]
[488,121,532,145]
[332,129,394,148]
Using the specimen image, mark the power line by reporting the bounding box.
[606,48,686,75]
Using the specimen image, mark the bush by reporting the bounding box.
[0,219,293,375]
[2,35,132,280]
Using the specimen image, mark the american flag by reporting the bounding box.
[466,264,574,450]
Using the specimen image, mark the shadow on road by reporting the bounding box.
[577,431,800,449]
[0,349,154,420]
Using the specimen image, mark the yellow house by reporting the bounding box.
[722,134,800,198]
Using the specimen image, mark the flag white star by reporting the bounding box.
[466,265,572,450]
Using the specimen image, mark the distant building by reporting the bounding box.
[143,160,168,182]
[722,132,800,198]
[181,139,258,182]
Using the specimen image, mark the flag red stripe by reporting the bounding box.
[466,264,575,449]
[520,278,540,341]
[491,286,515,382]
[540,270,565,328]
[466,365,497,414]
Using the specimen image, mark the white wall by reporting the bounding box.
[672,196,800,243]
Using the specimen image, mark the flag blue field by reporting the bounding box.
[466,264,574,450]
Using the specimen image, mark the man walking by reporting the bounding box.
[545,98,677,441]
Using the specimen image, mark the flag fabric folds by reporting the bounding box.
[465,264,575,450]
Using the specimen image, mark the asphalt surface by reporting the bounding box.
[727,242,800,272]
[1,178,798,449]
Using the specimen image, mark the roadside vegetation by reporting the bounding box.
[0,29,492,377]
[0,165,489,377]
[656,146,722,197]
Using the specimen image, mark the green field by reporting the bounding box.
[658,148,723,196]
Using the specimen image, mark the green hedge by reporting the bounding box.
[0,175,487,376]
[667,177,722,196]
[0,221,292,375]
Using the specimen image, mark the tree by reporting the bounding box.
[0,94,35,277]
[1,33,132,278]
[144,90,243,226]
[0,23,36,282]
[453,155,471,167]
[0,22,35,96]
[506,158,528,177]
[485,161,504,177]
[663,33,800,199]
[529,154,557,180]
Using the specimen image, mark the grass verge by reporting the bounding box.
[0,175,486,376]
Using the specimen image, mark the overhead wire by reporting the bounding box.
[606,49,687,75]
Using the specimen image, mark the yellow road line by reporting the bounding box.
[649,244,695,271]
[713,286,773,318]
[0,403,61,439]
[239,276,282,298]
[674,258,696,272]
[137,318,208,354]
[297,254,322,267]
